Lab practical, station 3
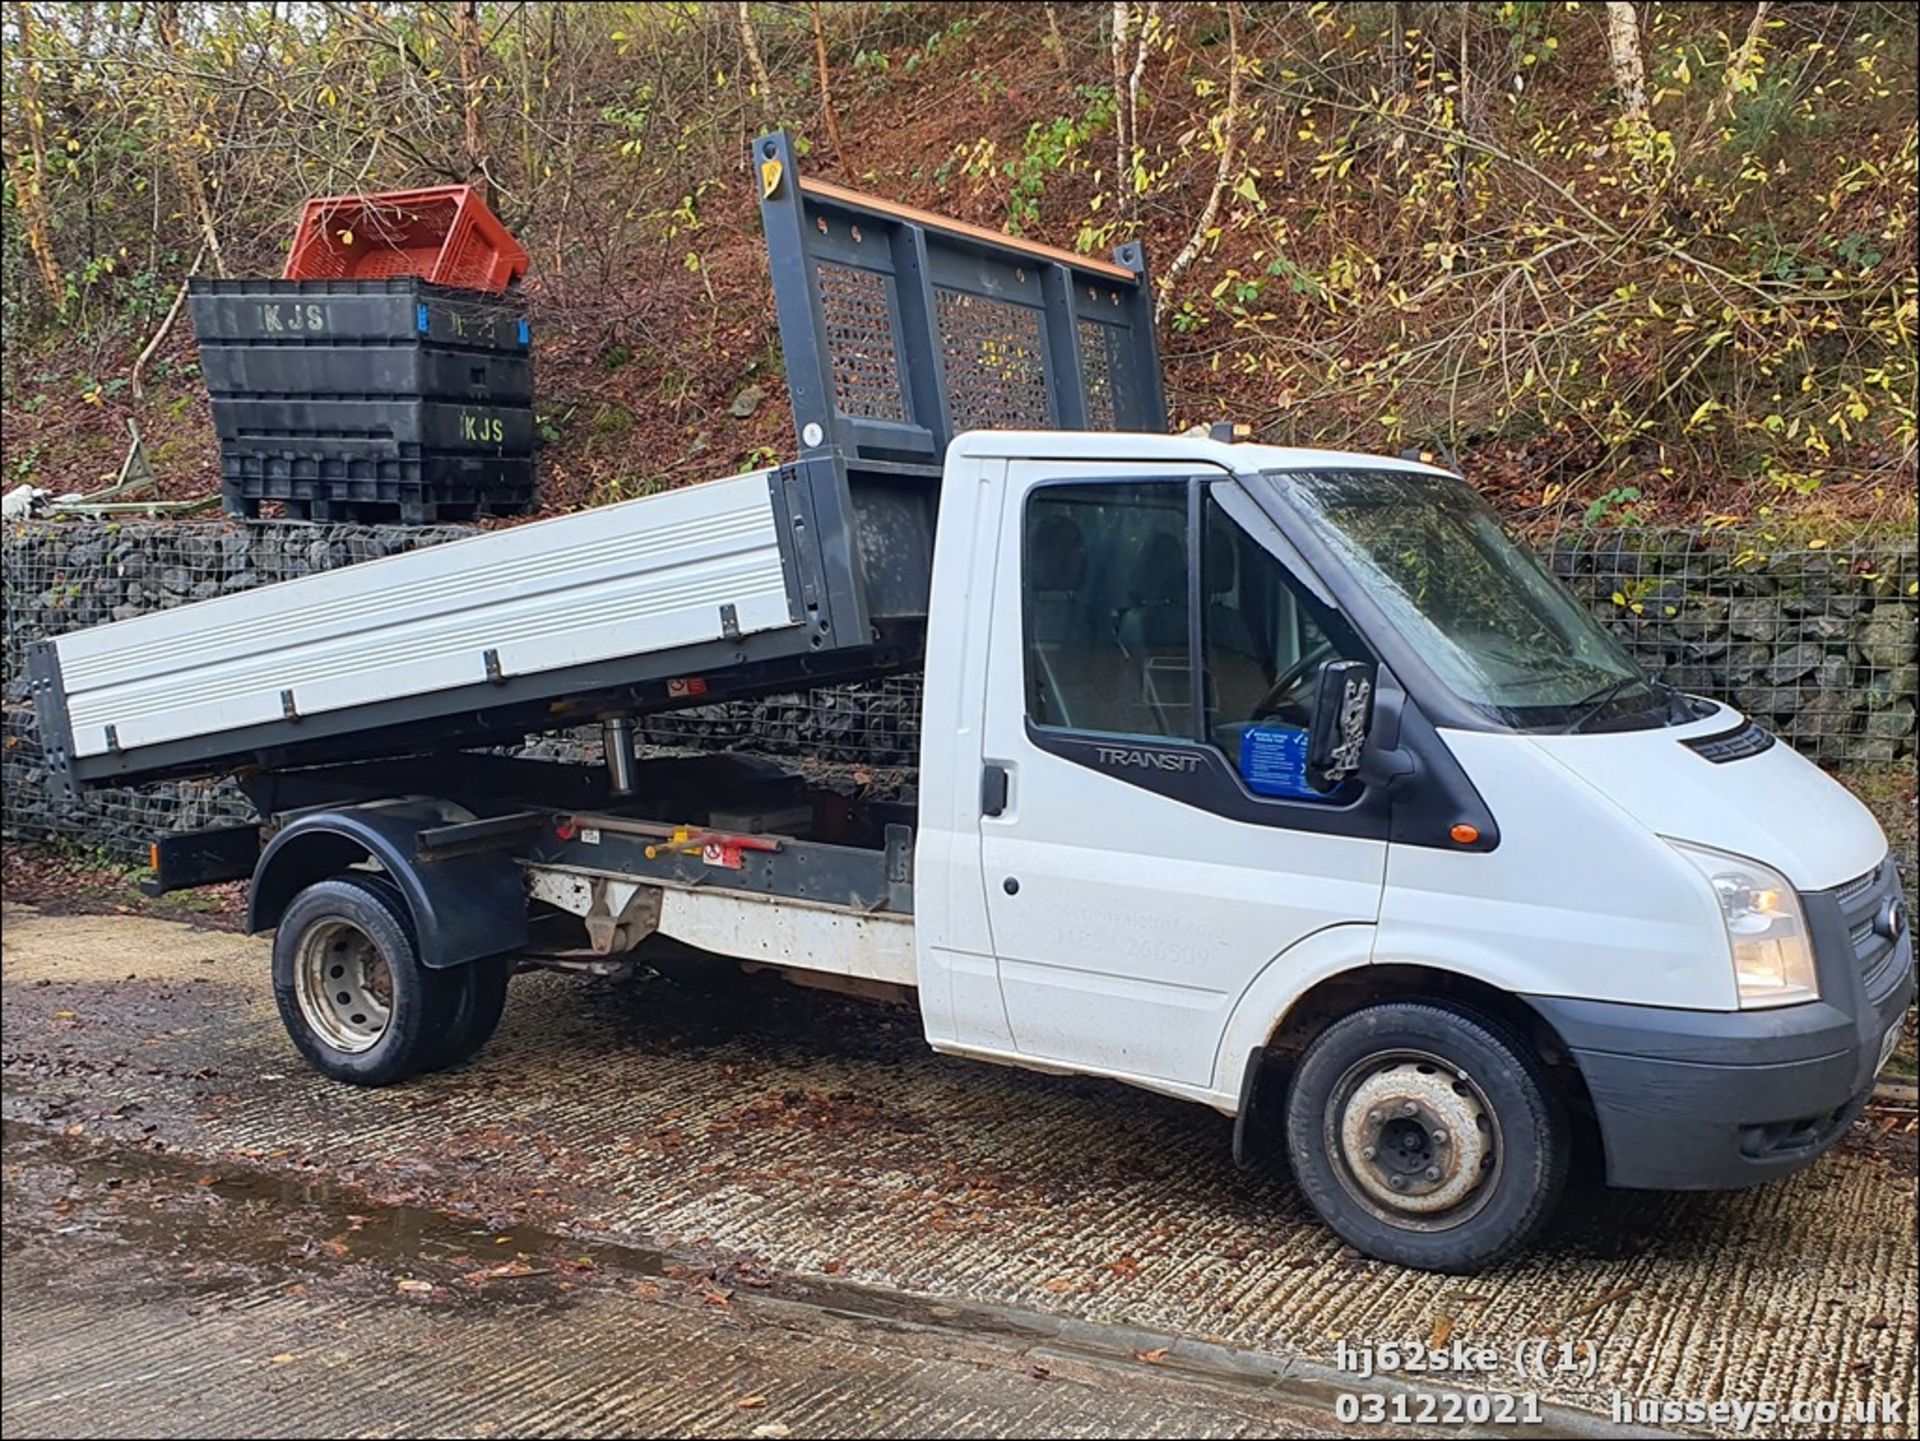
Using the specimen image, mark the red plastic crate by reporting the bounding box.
[283,185,528,293]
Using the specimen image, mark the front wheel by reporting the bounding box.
[1283,1000,1568,1272]
[272,875,460,1086]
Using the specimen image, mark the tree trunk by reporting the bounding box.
[1126,1,1157,170]
[737,3,775,121]
[1112,0,1158,224]
[1457,3,1472,134]
[1454,0,1472,219]
[454,0,488,201]
[1604,2,1648,121]
[1156,0,1242,323]
[1110,0,1131,217]
[154,2,225,275]
[1389,1,1413,97]
[7,1,66,311]
[808,3,845,163]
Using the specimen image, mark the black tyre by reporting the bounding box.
[271,875,461,1086]
[317,871,510,1072]
[432,955,513,1071]
[640,935,740,994]
[1283,1000,1568,1273]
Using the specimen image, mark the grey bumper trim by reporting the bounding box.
[1523,869,1912,1191]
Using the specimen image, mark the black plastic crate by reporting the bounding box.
[221,451,535,525]
[201,347,531,404]
[189,277,529,354]
[225,490,534,524]
[192,276,538,525]
[210,396,534,453]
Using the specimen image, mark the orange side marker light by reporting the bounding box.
[1449,823,1480,846]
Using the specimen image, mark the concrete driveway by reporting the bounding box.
[3,904,1914,1438]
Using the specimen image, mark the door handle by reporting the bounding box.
[980,762,1010,817]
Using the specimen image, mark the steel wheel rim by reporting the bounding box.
[295,919,393,1053]
[1323,1047,1504,1233]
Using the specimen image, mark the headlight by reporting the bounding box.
[1669,841,1818,1008]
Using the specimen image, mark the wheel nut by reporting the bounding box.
[1367,1109,1382,1124]
[1387,1174,1406,1190]
[1431,1129,1448,1145]
[1425,1166,1441,1181]
[1401,1101,1418,1116]
[1360,1145,1376,1161]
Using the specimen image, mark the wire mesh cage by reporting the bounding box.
[4,517,1913,864]
[620,530,1917,773]
[1540,528,1917,766]
[3,520,476,860]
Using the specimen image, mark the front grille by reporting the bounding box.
[1836,869,1878,908]
[1827,858,1906,991]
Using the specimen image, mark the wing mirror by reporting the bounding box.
[1307,659,1376,792]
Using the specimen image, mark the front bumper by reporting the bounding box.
[1526,858,1912,1191]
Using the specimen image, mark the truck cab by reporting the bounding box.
[914,431,1910,1269]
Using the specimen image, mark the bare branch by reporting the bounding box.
[808,2,845,164]
[1158,2,1242,325]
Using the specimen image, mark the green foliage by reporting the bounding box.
[0,2,1913,523]
[904,15,979,76]
[995,85,1116,232]
[1141,3,1917,507]
[1584,487,1643,526]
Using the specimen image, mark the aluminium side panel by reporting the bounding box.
[52,470,799,762]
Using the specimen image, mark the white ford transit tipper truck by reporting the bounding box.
[29,135,1910,1272]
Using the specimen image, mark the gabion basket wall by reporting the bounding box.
[4,518,1914,865]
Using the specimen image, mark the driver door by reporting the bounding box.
[976,471,1390,1091]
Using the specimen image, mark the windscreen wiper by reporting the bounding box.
[1564,675,1643,734]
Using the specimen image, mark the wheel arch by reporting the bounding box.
[249,804,528,969]
[1228,958,1598,1169]
[1262,964,1580,1066]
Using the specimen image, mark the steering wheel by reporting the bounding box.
[1251,640,1335,720]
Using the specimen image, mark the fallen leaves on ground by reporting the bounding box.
[463,1259,547,1285]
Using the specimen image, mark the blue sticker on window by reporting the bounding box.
[1237,724,1319,800]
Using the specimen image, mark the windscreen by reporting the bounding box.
[1278,469,1667,731]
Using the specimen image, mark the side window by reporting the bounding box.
[1201,490,1363,797]
[1024,481,1190,739]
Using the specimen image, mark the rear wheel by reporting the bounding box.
[640,935,741,995]
[1283,1000,1568,1273]
[311,871,511,1073]
[433,956,512,1071]
[272,875,459,1086]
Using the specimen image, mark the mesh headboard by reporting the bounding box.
[755,131,1167,470]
